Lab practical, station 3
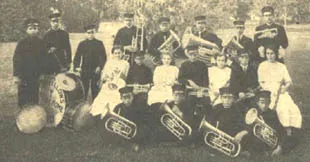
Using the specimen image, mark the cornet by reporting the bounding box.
[160,102,192,141]
[199,117,241,157]
[255,28,278,39]
[104,106,137,140]
[127,83,152,94]
[245,108,278,148]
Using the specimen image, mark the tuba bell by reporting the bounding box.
[245,108,278,148]
[104,106,137,140]
[159,102,192,141]
[199,117,241,157]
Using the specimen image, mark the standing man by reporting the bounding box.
[113,13,148,65]
[73,24,107,101]
[229,20,258,66]
[13,18,46,107]
[183,15,222,66]
[148,17,183,65]
[43,10,72,74]
[254,6,288,63]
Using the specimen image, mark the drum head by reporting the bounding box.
[56,73,76,91]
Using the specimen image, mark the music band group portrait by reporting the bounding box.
[12,5,303,158]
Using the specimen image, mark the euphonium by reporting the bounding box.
[199,117,241,157]
[181,27,219,50]
[160,102,192,141]
[104,106,137,140]
[255,28,278,39]
[245,108,278,148]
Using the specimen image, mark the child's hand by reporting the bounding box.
[271,145,282,157]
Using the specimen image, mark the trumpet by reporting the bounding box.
[104,106,137,140]
[127,83,152,94]
[160,102,192,141]
[186,86,209,98]
[199,117,241,157]
[245,108,278,148]
[255,28,278,39]
[158,30,181,54]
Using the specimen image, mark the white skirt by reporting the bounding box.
[90,80,125,118]
[147,86,173,105]
[270,92,302,128]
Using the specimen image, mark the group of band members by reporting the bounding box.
[13,5,303,157]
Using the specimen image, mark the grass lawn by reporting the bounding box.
[0,26,310,162]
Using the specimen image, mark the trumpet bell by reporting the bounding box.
[245,108,258,125]
[55,73,77,91]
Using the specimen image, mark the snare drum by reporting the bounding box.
[39,74,85,127]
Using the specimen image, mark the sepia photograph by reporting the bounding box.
[0,0,309,161]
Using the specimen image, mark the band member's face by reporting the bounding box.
[257,98,270,112]
[86,29,95,40]
[236,26,245,35]
[216,55,226,68]
[124,18,134,27]
[266,48,276,62]
[121,93,134,107]
[238,54,249,66]
[26,26,39,36]
[134,57,143,65]
[263,12,274,25]
[173,92,185,104]
[221,94,234,109]
[112,49,122,59]
[195,20,206,32]
[162,54,172,65]
[50,18,60,29]
[159,23,169,32]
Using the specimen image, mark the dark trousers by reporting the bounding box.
[81,74,100,101]
[18,79,39,107]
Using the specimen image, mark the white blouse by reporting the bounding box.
[208,66,231,93]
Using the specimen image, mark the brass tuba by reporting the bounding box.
[159,102,192,141]
[199,117,241,157]
[104,106,137,140]
[245,108,278,148]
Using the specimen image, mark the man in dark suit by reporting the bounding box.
[13,18,46,107]
[43,11,72,74]
[113,13,148,65]
[230,20,258,66]
[184,15,222,66]
[254,6,288,63]
[148,17,183,65]
[230,49,259,104]
[73,24,107,101]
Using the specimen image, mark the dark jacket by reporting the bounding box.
[178,60,209,87]
[126,63,153,84]
[43,29,72,73]
[113,26,148,53]
[13,36,46,81]
[73,38,107,78]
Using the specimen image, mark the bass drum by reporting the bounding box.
[61,102,95,131]
[38,74,85,127]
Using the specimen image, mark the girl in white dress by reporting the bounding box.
[208,54,231,106]
[90,46,129,118]
[258,46,302,134]
[147,53,179,105]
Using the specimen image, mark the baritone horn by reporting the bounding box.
[245,108,278,148]
[199,117,241,157]
[158,30,181,53]
[104,106,137,140]
[160,102,192,141]
[181,27,219,50]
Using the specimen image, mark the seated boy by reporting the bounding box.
[245,90,285,156]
